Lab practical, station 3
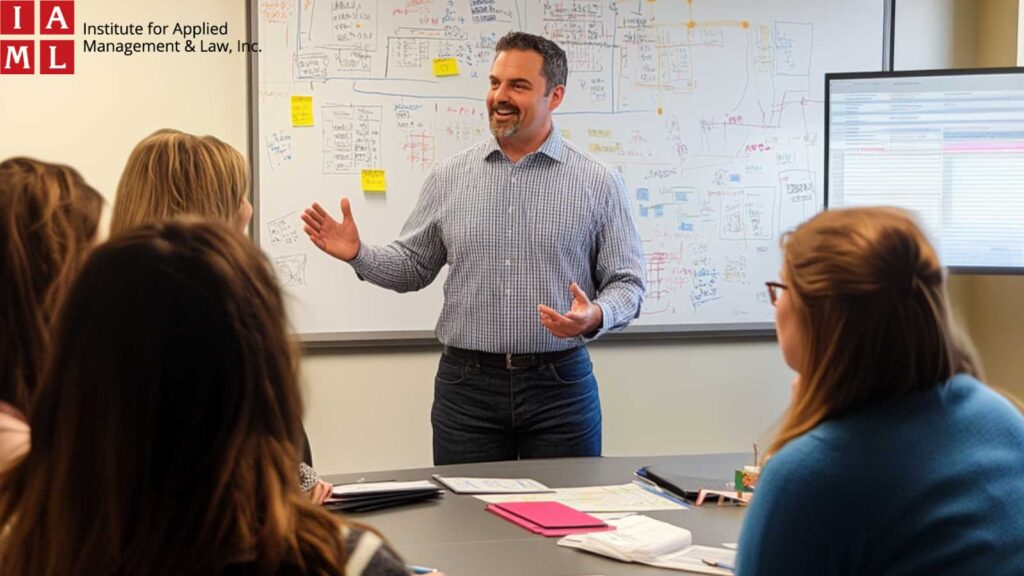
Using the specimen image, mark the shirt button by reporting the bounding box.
[505,259,511,265]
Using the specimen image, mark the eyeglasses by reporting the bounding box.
[765,281,788,306]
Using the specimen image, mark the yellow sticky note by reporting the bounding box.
[432,58,460,77]
[291,95,313,127]
[361,169,387,193]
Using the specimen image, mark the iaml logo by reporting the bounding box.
[0,1,74,75]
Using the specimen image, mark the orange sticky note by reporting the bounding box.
[432,58,460,77]
[291,95,313,127]
[361,169,387,193]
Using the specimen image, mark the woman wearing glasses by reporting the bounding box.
[737,207,1024,575]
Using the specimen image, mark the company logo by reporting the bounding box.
[0,1,74,74]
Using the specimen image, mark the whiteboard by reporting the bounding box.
[251,0,891,343]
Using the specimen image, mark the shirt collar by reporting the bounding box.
[484,125,567,164]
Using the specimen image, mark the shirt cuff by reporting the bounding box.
[582,301,614,343]
[347,243,371,280]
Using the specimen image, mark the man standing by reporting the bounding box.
[302,32,645,465]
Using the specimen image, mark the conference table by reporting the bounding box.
[324,453,750,576]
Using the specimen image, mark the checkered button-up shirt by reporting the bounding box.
[349,129,646,353]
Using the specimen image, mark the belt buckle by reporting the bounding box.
[506,352,513,370]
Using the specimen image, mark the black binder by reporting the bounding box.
[635,465,733,502]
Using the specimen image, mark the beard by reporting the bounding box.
[489,107,521,138]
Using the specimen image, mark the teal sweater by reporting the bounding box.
[737,374,1024,576]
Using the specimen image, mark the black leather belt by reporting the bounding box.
[443,346,580,370]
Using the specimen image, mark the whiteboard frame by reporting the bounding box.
[247,0,895,346]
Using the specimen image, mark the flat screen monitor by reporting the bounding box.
[826,68,1024,273]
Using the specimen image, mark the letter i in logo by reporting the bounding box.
[40,0,74,74]
[0,0,36,73]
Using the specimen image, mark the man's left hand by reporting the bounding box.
[538,283,603,339]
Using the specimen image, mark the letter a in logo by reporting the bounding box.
[40,1,73,35]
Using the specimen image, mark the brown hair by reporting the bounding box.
[0,157,102,414]
[110,129,249,235]
[768,207,980,458]
[0,219,355,575]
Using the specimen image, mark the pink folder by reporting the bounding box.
[486,501,617,537]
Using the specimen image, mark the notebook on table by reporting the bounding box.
[486,501,617,537]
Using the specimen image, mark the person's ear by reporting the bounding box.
[236,199,254,232]
[547,85,565,111]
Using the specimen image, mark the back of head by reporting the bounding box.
[0,219,345,576]
[771,206,979,454]
[110,129,249,235]
[0,157,102,413]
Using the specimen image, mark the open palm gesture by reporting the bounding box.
[301,197,361,261]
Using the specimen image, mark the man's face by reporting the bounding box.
[486,49,563,141]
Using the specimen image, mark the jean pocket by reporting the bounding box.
[435,354,468,385]
[547,352,593,385]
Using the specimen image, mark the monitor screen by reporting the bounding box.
[826,68,1024,273]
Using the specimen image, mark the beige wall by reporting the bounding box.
[0,1,248,232]
[893,0,1024,401]
[3,0,1019,475]
[960,0,1024,399]
[2,0,794,475]
[894,0,977,69]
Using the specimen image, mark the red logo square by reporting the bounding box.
[0,1,36,35]
[40,1,73,35]
[0,39,34,73]
[39,39,71,73]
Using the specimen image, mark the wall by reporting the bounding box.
[891,0,1024,401]
[0,1,248,232]
[962,0,1024,399]
[893,0,976,70]
[1,0,795,475]
[6,0,1018,476]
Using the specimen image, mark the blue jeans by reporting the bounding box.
[431,347,602,465]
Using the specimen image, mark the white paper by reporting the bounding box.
[475,483,687,512]
[432,475,552,494]
[331,480,439,496]
[559,515,735,575]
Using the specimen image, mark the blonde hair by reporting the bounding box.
[0,157,102,413]
[768,207,980,459]
[110,129,249,235]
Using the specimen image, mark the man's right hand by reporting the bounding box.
[301,198,361,261]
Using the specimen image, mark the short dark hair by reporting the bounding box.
[494,32,567,95]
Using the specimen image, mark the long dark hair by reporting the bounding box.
[0,157,102,414]
[0,219,350,575]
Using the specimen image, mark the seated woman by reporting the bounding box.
[110,128,252,234]
[737,207,1024,575]
[0,220,408,575]
[111,128,330,502]
[0,158,102,469]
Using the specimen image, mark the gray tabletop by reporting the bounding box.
[324,454,750,576]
